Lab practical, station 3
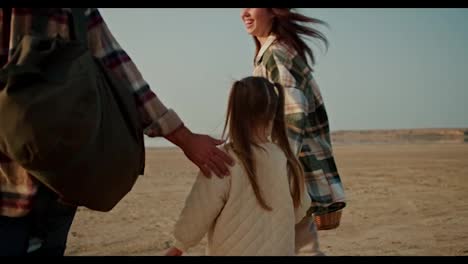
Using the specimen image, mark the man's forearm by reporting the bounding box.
[165,124,192,149]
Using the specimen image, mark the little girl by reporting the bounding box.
[165,76,310,256]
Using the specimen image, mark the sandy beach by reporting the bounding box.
[65,142,468,256]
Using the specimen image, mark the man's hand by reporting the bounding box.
[165,125,234,178]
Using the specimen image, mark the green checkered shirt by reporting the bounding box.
[253,35,346,212]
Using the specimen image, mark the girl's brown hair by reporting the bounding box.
[222,76,305,210]
[253,8,329,66]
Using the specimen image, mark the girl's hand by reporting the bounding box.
[165,246,183,256]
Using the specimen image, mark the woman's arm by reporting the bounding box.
[263,51,309,156]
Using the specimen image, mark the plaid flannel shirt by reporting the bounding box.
[253,35,346,211]
[0,8,183,217]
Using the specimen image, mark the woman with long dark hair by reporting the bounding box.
[240,8,346,255]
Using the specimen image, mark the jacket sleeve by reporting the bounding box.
[294,184,312,224]
[173,168,232,252]
[264,51,308,156]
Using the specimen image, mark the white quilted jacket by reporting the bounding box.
[173,142,311,256]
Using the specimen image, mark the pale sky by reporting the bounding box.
[99,8,468,146]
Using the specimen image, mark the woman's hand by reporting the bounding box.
[165,246,183,256]
[165,125,234,178]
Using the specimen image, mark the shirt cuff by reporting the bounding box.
[143,109,183,137]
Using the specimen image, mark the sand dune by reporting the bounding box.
[331,128,468,144]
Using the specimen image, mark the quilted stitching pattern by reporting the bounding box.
[174,143,310,256]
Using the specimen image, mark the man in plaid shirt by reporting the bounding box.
[0,8,233,256]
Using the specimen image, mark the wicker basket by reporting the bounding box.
[314,209,342,230]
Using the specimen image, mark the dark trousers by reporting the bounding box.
[0,185,77,256]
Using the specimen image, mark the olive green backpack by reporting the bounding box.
[0,8,145,211]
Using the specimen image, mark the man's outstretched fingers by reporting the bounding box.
[205,159,224,178]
